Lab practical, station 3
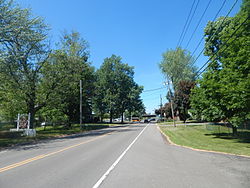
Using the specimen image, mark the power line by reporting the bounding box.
[179,0,200,47]
[142,86,166,93]
[167,0,198,82]
[142,89,165,98]
[188,0,228,59]
[195,15,249,78]
[184,0,212,49]
[176,0,197,48]
[190,0,239,68]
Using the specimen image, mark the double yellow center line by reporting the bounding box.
[0,130,114,173]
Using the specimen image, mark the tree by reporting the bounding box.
[125,83,145,121]
[0,0,50,127]
[191,0,250,135]
[159,47,197,91]
[94,55,144,123]
[190,76,227,123]
[93,69,108,122]
[174,80,195,122]
[155,102,172,119]
[41,31,94,126]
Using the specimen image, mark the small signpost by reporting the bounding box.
[17,113,30,130]
[11,113,36,137]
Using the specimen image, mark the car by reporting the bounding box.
[149,118,156,122]
[144,119,149,123]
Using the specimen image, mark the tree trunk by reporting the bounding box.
[110,109,113,123]
[28,101,36,129]
[27,82,37,129]
[121,112,124,124]
[29,109,35,129]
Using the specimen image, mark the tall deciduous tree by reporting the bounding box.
[190,0,250,135]
[159,47,197,91]
[0,0,50,126]
[40,31,94,126]
[94,55,144,123]
[125,83,145,121]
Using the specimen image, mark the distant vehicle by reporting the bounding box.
[144,119,149,123]
[132,117,140,122]
[149,118,156,122]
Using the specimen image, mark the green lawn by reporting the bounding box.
[0,123,118,149]
[158,121,183,125]
[160,125,250,156]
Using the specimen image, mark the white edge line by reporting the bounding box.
[92,124,149,188]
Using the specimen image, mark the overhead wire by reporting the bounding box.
[179,0,200,47]
[184,0,212,49]
[176,0,197,48]
[188,0,228,59]
[189,0,239,68]
[166,0,199,83]
[195,15,249,78]
[142,91,166,99]
[142,86,166,93]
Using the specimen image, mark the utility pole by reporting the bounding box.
[164,81,176,127]
[80,80,83,126]
[170,95,176,127]
[160,95,163,121]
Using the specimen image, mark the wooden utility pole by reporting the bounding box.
[164,81,176,127]
[160,95,163,120]
[80,80,83,126]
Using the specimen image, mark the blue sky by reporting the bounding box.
[17,0,242,113]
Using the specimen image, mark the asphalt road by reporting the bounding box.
[0,124,249,188]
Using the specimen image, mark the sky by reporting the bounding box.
[16,0,242,114]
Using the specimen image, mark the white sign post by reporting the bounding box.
[27,113,30,130]
[17,113,20,131]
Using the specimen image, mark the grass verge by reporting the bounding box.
[0,123,120,149]
[160,125,250,156]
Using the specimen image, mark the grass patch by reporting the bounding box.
[0,123,113,149]
[160,125,250,156]
[158,121,183,125]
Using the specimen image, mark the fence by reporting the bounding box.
[205,122,250,134]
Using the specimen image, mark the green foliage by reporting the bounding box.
[155,102,172,119]
[159,47,197,90]
[40,31,95,125]
[174,81,195,122]
[94,55,144,122]
[190,1,250,134]
[0,0,50,126]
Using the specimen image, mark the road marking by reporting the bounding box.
[92,124,149,188]
[157,126,250,158]
[0,130,117,173]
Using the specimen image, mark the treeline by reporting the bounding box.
[0,0,145,127]
[156,0,249,135]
